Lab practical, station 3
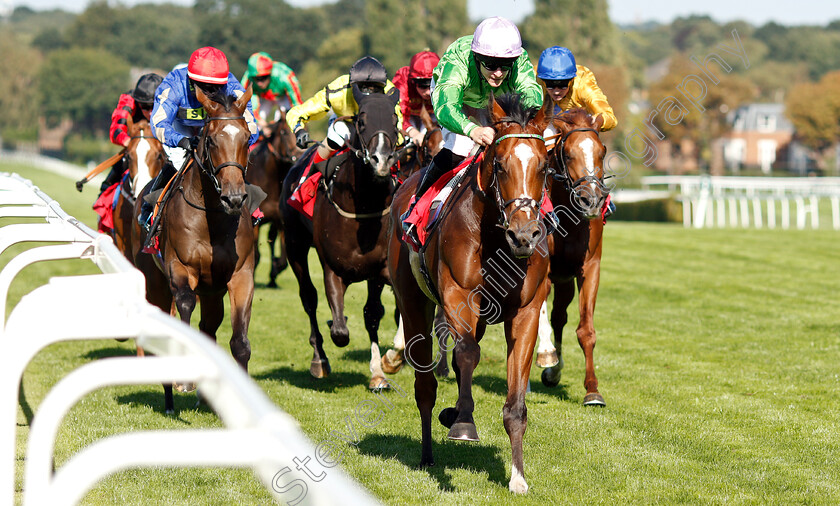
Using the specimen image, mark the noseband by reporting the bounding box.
[483,132,548,229]
[551,127,611,209]
[193,115,249,194]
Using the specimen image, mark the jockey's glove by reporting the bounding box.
[178,136,200,151]
[295,128,310,149]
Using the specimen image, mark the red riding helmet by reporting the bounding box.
[187,46,229,85]
[408,51,440,80]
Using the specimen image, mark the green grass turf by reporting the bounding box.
[3,161,840,504]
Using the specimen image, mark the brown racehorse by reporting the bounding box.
[112,116,167,261]
[387,93,553,494]
[132,85,257,413]
[280,88,404,389]
[537,108,609,406]
[247,112,301,287]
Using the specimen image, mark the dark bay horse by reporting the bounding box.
[537,108,610,406]
[386,93,553,493]
[112,116,167,262]
[280,88,403,389]
[247,112,301,287]
[132,85,257,412]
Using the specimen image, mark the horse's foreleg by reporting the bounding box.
[323,266,350,348]
[441,297,480,441]
[577,258,604,406]
[541,279,574,388]
[503,300,543,495]
[364,280,388,390]
[227,268,255,371]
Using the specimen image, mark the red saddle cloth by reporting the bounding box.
[288,171,322,220]
[403,153,556,249]
[93,182,119,234]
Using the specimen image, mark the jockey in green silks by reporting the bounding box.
[401,16,544,247]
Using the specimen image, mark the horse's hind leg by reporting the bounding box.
[267,223,288,287]
[226,268,254,371]
[535,298,560,368]
[323,266,350,348]
[364,279,388,390]
[433,307,450,378]
[541,279,574,388]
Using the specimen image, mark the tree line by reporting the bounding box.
[1,1,839,169]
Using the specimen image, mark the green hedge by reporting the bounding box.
[610,197,683,223]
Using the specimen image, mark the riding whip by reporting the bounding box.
[75,150,125,192]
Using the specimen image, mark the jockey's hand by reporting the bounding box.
[178,136,200,152]
[295,128,310,149]
[469,126,495,147]
[407,127,425,145]
[122,139,130,148]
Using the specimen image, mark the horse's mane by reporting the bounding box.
[555,107,594,128]
[490,93,540,127]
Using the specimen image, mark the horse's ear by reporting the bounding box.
[419,103,434,130]
[489,93,505,123]
[593,113,605,132]
[533,95,553,132]
[195,84,210,109]
[386,86,400,106]
[235,83,253,112]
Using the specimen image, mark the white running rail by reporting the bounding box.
[642,175,840,230]
[0,172,378,505]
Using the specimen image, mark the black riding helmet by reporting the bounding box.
[349,56,387,93]
[132,73,164,105]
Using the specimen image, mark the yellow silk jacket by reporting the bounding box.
[556,65,617,131]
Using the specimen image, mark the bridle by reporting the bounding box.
[480,130,549,229]
[192,115,249,194]
[550,127,612,210]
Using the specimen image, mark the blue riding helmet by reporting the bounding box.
[537,46,577,80]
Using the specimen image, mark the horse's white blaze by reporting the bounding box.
[223,124,240,137]
[537,301,555,353]
[514,143,536,218]
[509,465,529,494]
[133,137,153,197]
[579,137,599,195]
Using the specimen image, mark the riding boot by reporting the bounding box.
[400,159,450,245]
[139,161,176,229]
[98,159,125,195]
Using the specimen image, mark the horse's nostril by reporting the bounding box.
[531,228,541,240]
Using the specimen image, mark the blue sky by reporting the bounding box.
[6,0,840,26]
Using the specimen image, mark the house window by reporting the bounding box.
[756,114,776,133]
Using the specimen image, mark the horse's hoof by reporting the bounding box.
[509,474,529,494]
[540,368,560,388]
[438,407,458,428]
[165,409,174,415]
[310,359,331,378]
[267,279,277,289]
[327,317,350,347]
[434,361,449,378]
[536,350,559,368]
[448,422,479,442]
[369,376,390,391]
[419,458,435,468]
[174,382,196,393]
[381,349,404,374]
[583,392,606,406]
[115,338,129,343]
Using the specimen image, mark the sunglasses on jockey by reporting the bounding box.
[413,78,432,89]
[544,79,572,90]
[475,53,516,72]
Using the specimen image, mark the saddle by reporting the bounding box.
[287,147,351,219]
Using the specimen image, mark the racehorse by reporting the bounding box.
[247,111,301,287]
[537,107,609,406]
[386,93,553,494]
[280,87,403,389]
[132,84,257,412]
[112,116,167,262]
